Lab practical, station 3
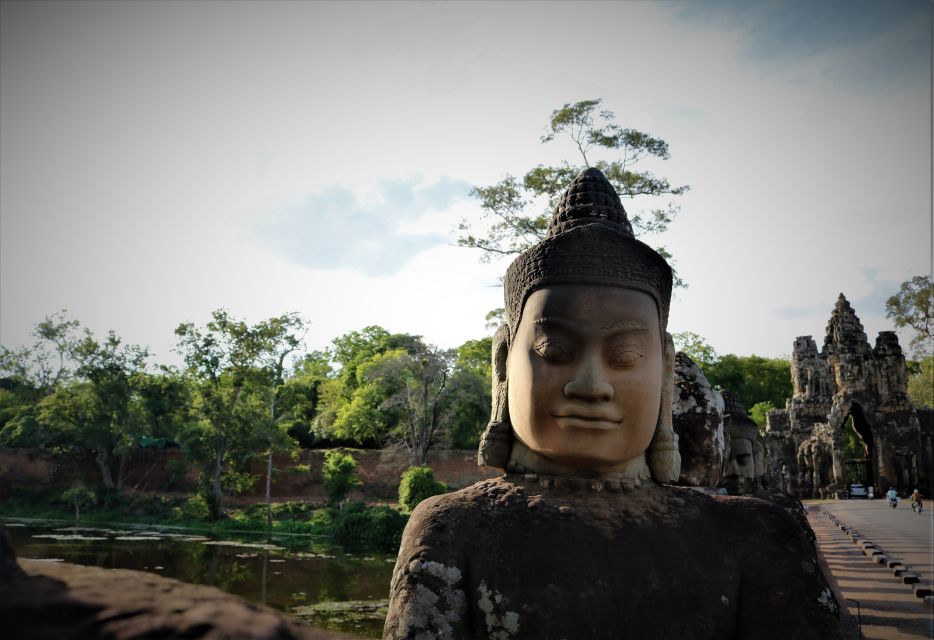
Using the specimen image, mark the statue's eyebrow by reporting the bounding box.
[534,316,576,330]
[534,317,647,332]
[599,321,647,332]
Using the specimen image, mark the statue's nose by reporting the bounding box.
[563,355,614,401]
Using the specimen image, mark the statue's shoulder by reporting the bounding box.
[413,476,514,510]
[708,491,796,522]
[704,493,814,553]
[758,489,805,510]
[702,496,840,638]
[394,477,517,574]
[403,476,515,534]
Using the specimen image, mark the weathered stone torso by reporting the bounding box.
[384,477,842,640]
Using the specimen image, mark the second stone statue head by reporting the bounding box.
[478,167,681,482]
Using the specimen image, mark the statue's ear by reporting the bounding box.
[478,324,512,470]
[754,438,766,479]
[648,332,681,483]
[492,323,509,386]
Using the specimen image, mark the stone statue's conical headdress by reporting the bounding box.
[480,167,679,481]
[504,167,672,338]
[721,389,758,439]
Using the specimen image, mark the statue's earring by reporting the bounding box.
[478,324,513,469]
[648,332,681,483]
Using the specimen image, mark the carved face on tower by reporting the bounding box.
[507,285,664,468]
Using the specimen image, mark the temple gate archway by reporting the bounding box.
[840,403,874,488]
[764,294,927,498]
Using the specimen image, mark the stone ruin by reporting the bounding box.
[671,352,726,487]
[764,293,929,498]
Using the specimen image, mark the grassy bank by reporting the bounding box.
[0,487,408,552]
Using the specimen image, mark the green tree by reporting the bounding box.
[174,309,305,519]
[313,327,424,447]
[885,275,933,357]
[131,367,193,441]
[79,331,150,489]
[319,374,394,445]
[278,351,332,447]
[322,450,360,505]
[374,344,453,466]
[458,99,689,286]
[329,326,422,389]
[39,330,150,490]
[440,338,493,449]
[704,355,792,418]
[0,310,82,395]
[250,313,307,528]
[672,332,719,368]
[453,338,493,375]
[398,466,447,513]
[908,356,933,408]
[33,381,97,454]
[61,481,96,522]
[0,311,84,449]
[841,416,869,484]
[0,378,46,450]
[748,401,776,431]
[484,309,506,333]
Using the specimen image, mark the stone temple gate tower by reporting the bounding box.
[764,294,927,498]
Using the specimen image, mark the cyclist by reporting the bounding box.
[886,487,898,508]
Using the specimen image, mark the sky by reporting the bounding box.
[1,0,931,368]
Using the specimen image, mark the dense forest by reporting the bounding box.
[3,306,930,521]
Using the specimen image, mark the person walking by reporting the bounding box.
[910,489,923,514]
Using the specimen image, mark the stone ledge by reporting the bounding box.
[912,584,933,598]
[1,559,359,640]
[899,572,920,585]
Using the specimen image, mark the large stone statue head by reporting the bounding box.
[672,352,726,487]
[478,167,680,482]
[718,389,762,495]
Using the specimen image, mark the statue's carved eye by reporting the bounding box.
[608,348,644,368]
[533,340,572,362]
[737,454,752,466]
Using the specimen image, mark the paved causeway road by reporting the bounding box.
[807,498,933,640]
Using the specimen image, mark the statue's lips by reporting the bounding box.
[552,413,623,430]
[718,476,746,490]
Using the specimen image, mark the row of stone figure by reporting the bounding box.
[671,351,780,498]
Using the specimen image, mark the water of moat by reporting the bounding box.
[2,519,394,638]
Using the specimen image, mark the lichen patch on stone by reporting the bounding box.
[409,559,462,586]
[396,560,466,639]
[478,581,520,639]
[817,588,838,614]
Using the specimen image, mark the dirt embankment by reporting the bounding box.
[0,447,500,504]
